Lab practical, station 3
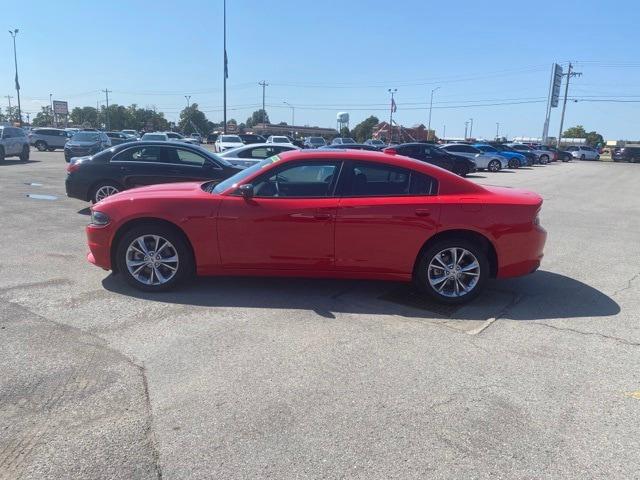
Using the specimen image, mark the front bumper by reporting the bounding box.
[86,223,115,270]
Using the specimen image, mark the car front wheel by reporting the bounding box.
[415,238,489,304]
[488,159,501,172]
[35,141,47,152]
[116,225,193,292]
[20,145,30,162]
[540,155,549,164]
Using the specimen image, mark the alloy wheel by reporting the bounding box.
[125,235,179,286]
[94,185,119,202]
[427,247,480,298]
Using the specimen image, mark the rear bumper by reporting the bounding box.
[496,225,547,279]
[65,175,90,201]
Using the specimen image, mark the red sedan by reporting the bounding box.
[86,150,546,304]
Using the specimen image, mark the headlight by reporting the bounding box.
[90,210,110,226]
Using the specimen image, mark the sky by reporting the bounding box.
[3,0,640,140]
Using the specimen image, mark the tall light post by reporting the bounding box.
[184,95,191,133]
[388,88,397,144]
[427,86,440,141]
[9,29,22,126]
[222,0,228,134]
[469,118,474,138]
[442,124,446,140]
[49,93,54,126]
[495,122,500,140]
[283,101,294,126]
[464,121,469,139]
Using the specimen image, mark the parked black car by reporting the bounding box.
[238,134,265,144]
[65,141,241,203]
[612,145,640,163]
[105,131,131,146]
[386,142,476,177]
[320,143,381,151]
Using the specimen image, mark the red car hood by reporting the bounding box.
[97,182,207,206]
[481,185,543,206]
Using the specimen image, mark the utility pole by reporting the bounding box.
[259,81,268,125]
[388,88,397,143]
[557,62,582,148]
[185,95,191,133]
[464,121,469,139]
[5,95,13,111]
[9,29,22,126]
[496,122,500,140]
[442,124,446,140]
[102,89,111,130]
[283,101,295,131]
[469,118,473,138]
[427,87,440,141]
[49,93,55,126]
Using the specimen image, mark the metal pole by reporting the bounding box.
[469,118,473,138]
[185,95,191,133]
[103,89,111,130]
[259,81,268,125]
[49,93,54,126]
[223,0,227,134]
[427,87,439,141]
[542,63,555,144]
[557,62,578,148]
[388,88,397,143]
[443,125,446,140]
[9,30,22,126]
[496,122,500,139]
[464,121,469,139]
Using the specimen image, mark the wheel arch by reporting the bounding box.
[110,217,196,274]
[414,229,498,279]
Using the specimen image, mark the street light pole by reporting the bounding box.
[9,29,22,126]
[283,101,295,137]
[184,95,191,133]
[464,121,469,139]
[222,0,227,134]
[427,86,440,141]
[496,122,500,140]
[469,118,473,138]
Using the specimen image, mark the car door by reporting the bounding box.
[217,160,342,270]
[110,145,173,188]
[334,161,440,274]
[165,146,226,182]
[2,128,16,155]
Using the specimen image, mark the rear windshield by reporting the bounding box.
[72,132,100,141]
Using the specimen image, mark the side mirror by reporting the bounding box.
[239,183,254,199]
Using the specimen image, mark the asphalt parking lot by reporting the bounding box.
[1,150,638,479]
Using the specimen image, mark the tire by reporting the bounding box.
[580,154,586,160]
[19,145,30,162]
[35,141,48,152]
[508,159,519,169]
[116,224,193,292]
[414,237,489,305]
[454,164,469,177]
[488,159,501,172]
[91,181,122,203]
[595,155,600,161]
[47,148,55,152]
[0,147,4,162]
[539,154,549,164]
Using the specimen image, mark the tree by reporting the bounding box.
[340,126,351,138]
[70,106,98,127]
[32,106,55,127]
[563,125,604,146]
[179,103,213,135]
[351,115,379,143]
[246,109,269,127]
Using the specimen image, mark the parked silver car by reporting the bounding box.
[29,128,70,151]
[505,143,550,164]
[439,143,508,172]
[566,145,600,161]
[217,143,299,168]
[0,125,30,161]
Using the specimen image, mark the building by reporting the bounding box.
[372,122,435,142]
[250,123,337,138]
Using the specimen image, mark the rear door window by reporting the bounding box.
[343,162,437,196]
[112,146,163,162]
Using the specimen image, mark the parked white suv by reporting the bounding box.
[214,134,244,152]
[0,126,30,161]
[566,146,600,160]
[28,127,70,151]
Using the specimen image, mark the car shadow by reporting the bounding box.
[465,174,486,178]
[0,160,40,166]
[101,270,619,322]
[495,170,515,173]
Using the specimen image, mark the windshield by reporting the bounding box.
[142,134,166,140]
[342,138,356,144]
[72,132,100,142]
[220,135,242,142]
[477,145,497,152]
[271,137,289,143]
[309,138,324,144]
[212,156,279,193]
[167,132,183,138]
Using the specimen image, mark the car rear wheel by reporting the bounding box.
[508,159,519,169]
[116,225,193,292]
[540,154,549,164]
[91,182,121,203]
[454,165,469,177]
[415,238,489,304]
[580,154,586,160]
[488,159,501,172]
[35,141,47,152]
[19,145,30,162]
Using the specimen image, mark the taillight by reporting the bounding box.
[67,162,81,173]
[383,148,397,155]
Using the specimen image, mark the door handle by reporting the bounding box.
[415,209,431,217]
[314,213,333,220]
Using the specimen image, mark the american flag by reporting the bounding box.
[391,97,397,113]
